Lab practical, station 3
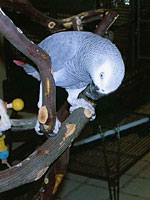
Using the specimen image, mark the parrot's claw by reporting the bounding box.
[35,117,61,136]
[69,98,96,121]
[35,120,43,135]
[51,117,61,135]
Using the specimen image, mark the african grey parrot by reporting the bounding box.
[14,31,125,135]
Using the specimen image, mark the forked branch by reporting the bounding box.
[0,0,116,32]
[0,9,92,192]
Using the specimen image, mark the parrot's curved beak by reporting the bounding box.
[86,82,105,100]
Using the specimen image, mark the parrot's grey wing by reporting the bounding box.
[38,32,80,72]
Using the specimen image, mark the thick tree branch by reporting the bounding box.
[94,10,119,36]
[0,8,56,132]
[0,108,91,192]
[0,5,119,192]
[0,8,92,192]
[0,0,64,32]
[0,0,113,32]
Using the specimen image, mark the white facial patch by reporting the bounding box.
[92,61,113,94]
[100,62,112,88]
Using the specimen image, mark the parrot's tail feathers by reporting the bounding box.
[13,60,25,66]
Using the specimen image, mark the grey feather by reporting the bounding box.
[16,31,125,135]
[38,31,125,92]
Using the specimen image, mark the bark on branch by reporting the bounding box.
[0,108,91,192]
[0,8,56,133]
[0,0,114,32]
[0,9,92,192]
[94,10,119,36]
[0,6,119,192]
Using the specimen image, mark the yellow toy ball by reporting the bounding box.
[12,98,24,111]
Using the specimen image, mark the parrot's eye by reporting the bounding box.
[100,72,104,79]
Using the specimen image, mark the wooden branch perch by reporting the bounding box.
[94,10,119,36]
[0,108,91,192]
[0,9,92,192]
[71,9,118,33]
[0,0,64,32]
[0,6,119,192]
[0,8,56,132]
[0,0,113,32]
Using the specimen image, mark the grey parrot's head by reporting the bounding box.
[86,44,125,100]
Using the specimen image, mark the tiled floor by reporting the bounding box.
[55,153,150,200]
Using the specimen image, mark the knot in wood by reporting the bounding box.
[48,21,56,29]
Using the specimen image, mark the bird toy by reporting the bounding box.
[0,98,24,167]
[6,98,24,111]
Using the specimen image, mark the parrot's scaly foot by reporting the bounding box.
[51,117,61,135]
[69,98,96,120]
[35,117,61,136]
[35,120,43,135]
